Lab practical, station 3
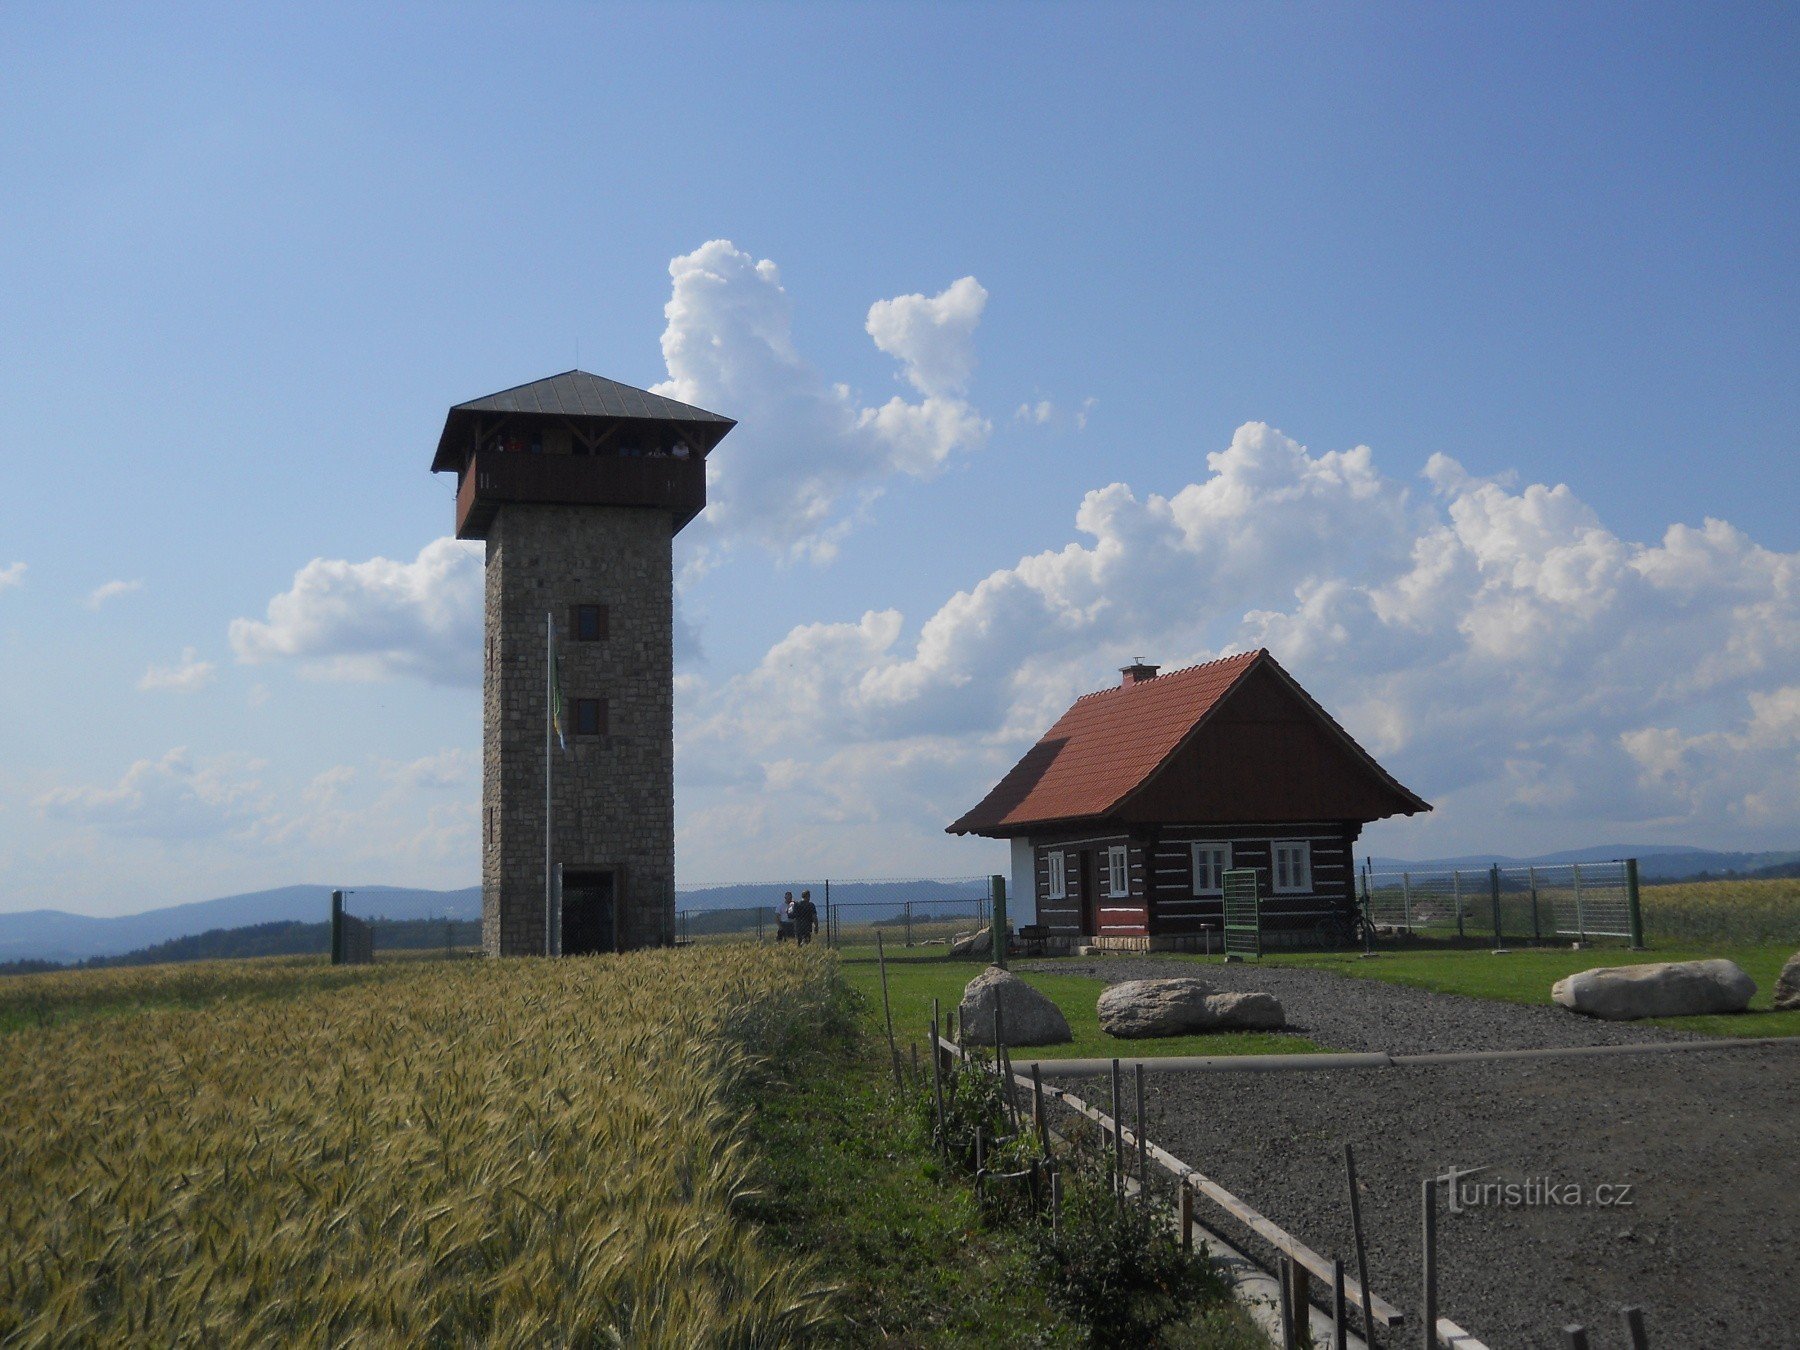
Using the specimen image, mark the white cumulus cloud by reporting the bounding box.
[653,240,991,565]
[84,579,143,609]
[138,647,217,693]
[0,562,24,591]
[673,421,1800,877]
[229,537,483,685]
[36,749,265,842]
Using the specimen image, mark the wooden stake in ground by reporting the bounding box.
[1178,1181,1194,1253]
[1344,1142,1377,1346]
[876,931,902,1087]
[1135,1062,1149,1219]
[1031,1062,1049,1156]
[1622,1306,1648,1350]
[1332,1257,1348,1350]
[1421,1177,1437,1350]
[930,1001,947,1150]
[1110,1059,1124,1198]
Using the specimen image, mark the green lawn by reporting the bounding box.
[837,946,1325,1059]
[1177,941,1799,1038]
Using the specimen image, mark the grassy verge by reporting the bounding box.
[1235,941,1800,1037]
[838,950,1325,1059]
[741,975,1265,1346]
[739,1032,1081,1346]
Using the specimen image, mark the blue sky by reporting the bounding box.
[2,3,1796,915]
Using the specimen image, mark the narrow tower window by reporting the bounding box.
[572,604,609,641]
[575,698,608,736]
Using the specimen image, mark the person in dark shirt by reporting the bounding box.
[793,890,819,946]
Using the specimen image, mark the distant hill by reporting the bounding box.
[1364,846,1800,882]
[0,885,481,965]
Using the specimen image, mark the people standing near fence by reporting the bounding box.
[794,890,818,946]
[776,891,796,943]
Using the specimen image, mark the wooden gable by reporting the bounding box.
[1116,659,1423,824]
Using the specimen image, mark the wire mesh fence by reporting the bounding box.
[675,875,995,950]
[1361,860,1642,945]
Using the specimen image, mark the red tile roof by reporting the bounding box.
[948,651,1264,835]
[947,648,1429,835]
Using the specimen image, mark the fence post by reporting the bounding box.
[1402,871,1412,930]
[991,874,1009,969]
[1626,858,1645,949]
[330,890,344,965]
[825,879,833,948]
[1422,1176,1437,1350]
[1490,865,1504,951]
[1454,869,1464,939]
[1529,865,1542,945]
[905,901,913,948]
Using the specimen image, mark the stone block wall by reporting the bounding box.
[482,503,675,955]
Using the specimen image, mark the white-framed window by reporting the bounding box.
[1272,841,1312,894]
[1105,845,1130,898]
[1045,850,1067,900]
[1191,843,1231,895]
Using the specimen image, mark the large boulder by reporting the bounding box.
[949,928,993,959]
[1551,959,1756,1020]
[1774,952,1800,1011]
[1097,978,1286,1037]
[958,967,1072,1046]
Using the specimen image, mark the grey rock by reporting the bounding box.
[958,967,1072,1046]
[1552,959,1756,1020]
[1774,952,1800,1011]
[1202,990,1287,1030]
[1096,977,1285,1037]
[949,928,993,959]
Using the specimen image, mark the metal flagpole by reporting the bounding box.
[545,610,553,957]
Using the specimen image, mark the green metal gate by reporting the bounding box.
[1222,867,1262,959]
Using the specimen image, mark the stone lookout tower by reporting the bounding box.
[430,371,735,955]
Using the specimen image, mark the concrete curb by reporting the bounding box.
[1016,1034,1799,1077]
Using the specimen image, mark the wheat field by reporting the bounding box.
[1638,876,1800,945]
[0,946,841,1346]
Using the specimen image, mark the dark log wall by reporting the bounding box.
[1148,823,1359,936]
[1033,820,1361,940]
[1033,830,1148,938]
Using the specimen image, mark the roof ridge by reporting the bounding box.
[1067,648,1264,704]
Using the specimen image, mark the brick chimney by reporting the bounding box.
[1120,660,1161,686]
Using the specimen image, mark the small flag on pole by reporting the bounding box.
[548,614,568,752]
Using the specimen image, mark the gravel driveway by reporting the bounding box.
[1026,959,1798,1348]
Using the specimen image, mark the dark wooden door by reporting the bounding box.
[1078,850,1097,938]
[562,871,615,954]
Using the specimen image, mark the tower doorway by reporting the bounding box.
[562,871,616,954]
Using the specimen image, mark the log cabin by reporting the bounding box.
[947,651,1430,951]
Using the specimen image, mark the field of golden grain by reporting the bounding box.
[0,947,843,1346]
[1639,876,1800,944]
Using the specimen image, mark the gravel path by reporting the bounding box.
[1024,960,1797,1347]
[1023,957,1707,1054]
